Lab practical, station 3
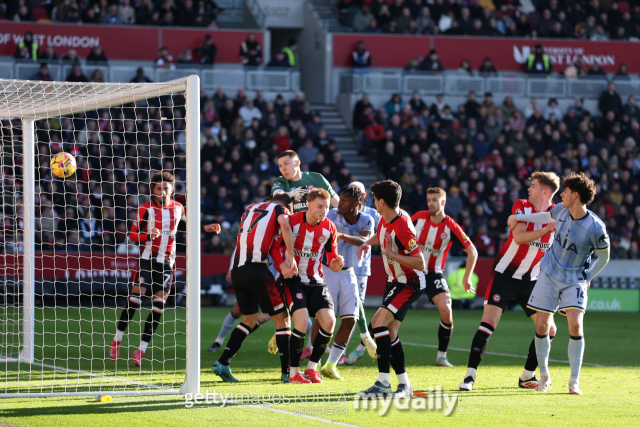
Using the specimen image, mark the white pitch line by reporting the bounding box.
[0,356,178,392]
[242,404,363,427]
[402,342,637,371]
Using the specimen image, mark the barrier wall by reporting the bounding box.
[0,22,262,62]
[333,34,640,73]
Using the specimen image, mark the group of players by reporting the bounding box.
[109,149,611,396]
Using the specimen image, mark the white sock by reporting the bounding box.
[466,367,477,380]
[377,372,390,386]
[521,369,536,380]
[140,340,149,353]
[437,350,446,359]
[290,367,300,376]
[215,337,223,345]
[307,361,318,371]
[360,332,371,340]
[328,344,346,364]
[397,372,409,385]
[114,330,124,342]
[356,343,366,352]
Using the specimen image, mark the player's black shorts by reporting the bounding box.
[232,263,286,317]
[133,258,174,295]
[484,270,537,317]
[425,273,449,304]
[283,278,334,318]
[381,282,424,321]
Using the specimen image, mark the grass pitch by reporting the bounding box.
[1,307,639,426]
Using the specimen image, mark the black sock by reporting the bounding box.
[141,299,165,344]
[524,334,554,372]
[289,329,305,369]
[310,326,332,364]
[373,326,391,374]
[390,337,406,375]
[218,323,253,366]
[467,322,495,370]
[276,328,290,376]
[116,297,140,333]
[438,320,453,352]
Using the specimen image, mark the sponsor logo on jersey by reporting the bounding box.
[293,202,307,211]
[528,240,552,251]
[554,234,578,253]
[407,239,419,253]
[294,248,320,259]
[493,294,501,302]
[419,243,442,256]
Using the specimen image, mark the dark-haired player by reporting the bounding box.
[110,172,188,367]
[508,172,610,395]
[357,180,425,398]
[320,186,376,379]
[412,187,478,368]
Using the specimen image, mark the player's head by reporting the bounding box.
[426,187,446,216]
[338,186,365,216]
[306,188,331,224]
[528,171,560,204]
[150,171,174,206]
[348,181,368,202]
[370,180,402,214]
[560,172,596,208]
[271,193,293,213]
[277,150,301,181]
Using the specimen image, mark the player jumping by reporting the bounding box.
[508,172,610,395]
[320,186,375,379]
[460,172,560,391]
[412,187,478,367]
[271,188,345,384]
[212,194,297,382]
[357,180,425,398]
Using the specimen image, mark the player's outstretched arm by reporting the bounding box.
[330,194,339,208]
[383,234,425,271]
[357,233,379,260]
[461,243,478,294]
[507,212,553,229]
[511,221,556,245]
[586,246,610,287]
[339,229,373,247]
[203,223,221,234]
[277,214,298,275]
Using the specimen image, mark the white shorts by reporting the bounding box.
[527,270,588,315]
[356,275,369,302]
[325,267,360,319]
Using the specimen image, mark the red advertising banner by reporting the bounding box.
[333,34,640,73]
[0,253,493,297]
[0,22,261,63]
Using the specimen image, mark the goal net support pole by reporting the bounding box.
[21,118,35,365]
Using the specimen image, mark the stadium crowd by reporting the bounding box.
[352,87,640,259]
[342,0,640,40]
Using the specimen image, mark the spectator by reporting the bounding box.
[12,1,33,21]
[591,24,609,41]
[525,44,551,75]
[282,39,299,67]
[384,94,404,115]
[90,69,105,83]
[30,64,52,82]
[119,0,136,24]
[102,4,124,25]
[238,99,263,128]
[63,5,82,23]
[420,49,444,72]
[457,59,475,77]
[14,31,38,62]
[482,92,497,117]
[177,49,195,64]
[615,63,630,80]
[87,45,108,63]
[364,18,382,33]
[472,224,495,256]
[404,57,420,72]
[195,34,217,65]
[40,45,59,61]
[478,57,497,77]
[66,65,89,83]
[267,52,291,68]
[588,62,607,78]
[178,0,197,26]
[351,41,372,69]
[131,67,153,83]
[240,32,262,66]
[599,81,624,117]
[353,5,374,32]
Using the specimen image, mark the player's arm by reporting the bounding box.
[586,246,609,286]
[383,234,425,271]
[339,229,373,246]
[204,223,221,233]
[450,221,477,293]
[507,211,553,229]
[330,194,339,208]
[325,227,345,272]
[129,207,159,241]
[511,221,556,245]
[277,214,298,274]
[269,240,295,279]
[357,233,379,260]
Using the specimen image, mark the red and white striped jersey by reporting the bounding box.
[276,211,339,285]
[130,200,185,268]
[234,202,288,269]
[378,210,426,289]
[493,199,555,281]
[412,212,471,274]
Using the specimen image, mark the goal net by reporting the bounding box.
[0,77,201,397]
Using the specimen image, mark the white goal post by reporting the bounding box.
[0,76,201,397]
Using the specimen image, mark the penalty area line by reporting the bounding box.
[241,404,363,427]
[402,342,636,371]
